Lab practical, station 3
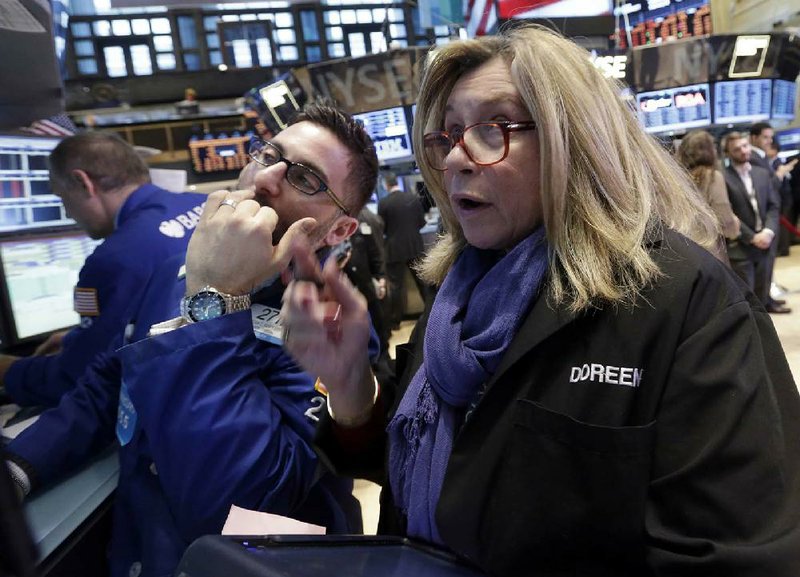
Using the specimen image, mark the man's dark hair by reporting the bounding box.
[384,172,399,189]
[290,100,378,214]
[749,121,773,137]
[49,132,150,194]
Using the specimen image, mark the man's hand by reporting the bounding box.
[185,189,316,296]
[776,158,798,180]
[0,354,19,386]
[281,240,375,425]
[33,330,68,356]
[373,277,387,300]
[752,229,774,250]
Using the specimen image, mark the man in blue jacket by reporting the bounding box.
[4,102,378,577]
[0,132,206,406]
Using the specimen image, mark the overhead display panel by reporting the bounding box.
[712,79,771,125]
[771,79,797,121]
[635,83,711,133]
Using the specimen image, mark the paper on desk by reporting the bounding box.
[0,404,20,428]
[149,168,187,193]
[2,414,40,439]
[221,505,326,536]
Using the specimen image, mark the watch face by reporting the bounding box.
[188,291,226,322]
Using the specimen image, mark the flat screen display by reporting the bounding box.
[353,107,413,164]
[188,132,253,175]
[635,83,711,133]
[772,79,797,120]
[0,135,72,233]
[0,231,101,342]
[712,79,771,125]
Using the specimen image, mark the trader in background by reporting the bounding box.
[748,122,793,313]
[0,132,206,406]
[378,173,431,328]
[723,132,783,312]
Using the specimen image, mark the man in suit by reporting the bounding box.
[378,173,430,327]
[724,131,786,313]
[749,122,795,311]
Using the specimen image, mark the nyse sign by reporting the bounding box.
[303,50,423,114]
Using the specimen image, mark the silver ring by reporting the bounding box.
[220,198,238,210]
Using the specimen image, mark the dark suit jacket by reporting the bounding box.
[378,189,426,263]
[751,149,783,199]
[724,164,779,261]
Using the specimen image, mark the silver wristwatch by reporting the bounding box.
[180,286,251,323]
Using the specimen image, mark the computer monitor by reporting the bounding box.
[0,134,72,234]
[635,83,712,134]
[776,127,800,152]
[712,78,772,125]
[0,229,102,348]
[353,107,414,165]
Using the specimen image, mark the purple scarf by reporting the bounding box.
[387,228,549,543]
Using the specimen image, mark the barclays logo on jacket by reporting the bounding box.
[159,204,205,238]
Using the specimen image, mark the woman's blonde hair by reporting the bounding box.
[413,25,719,312]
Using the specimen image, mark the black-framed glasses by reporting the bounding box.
[248,138,350,216]
[423,121,537,171]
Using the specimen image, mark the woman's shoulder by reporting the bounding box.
[650,228,750,310]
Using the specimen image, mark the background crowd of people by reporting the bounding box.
[676,122,799,314]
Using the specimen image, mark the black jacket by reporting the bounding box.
[378,189,426,263]
[317,229,800,576]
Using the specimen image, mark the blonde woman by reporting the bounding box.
[281,25,800,576]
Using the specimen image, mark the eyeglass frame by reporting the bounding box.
[422,121,538,171]
[247,137,351,216]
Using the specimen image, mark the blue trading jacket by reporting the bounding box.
[8,253,363,577]
[5,184,206,407]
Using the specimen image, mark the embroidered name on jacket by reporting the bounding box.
[569,363,643,387]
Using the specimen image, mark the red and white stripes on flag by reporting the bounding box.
[74,287,100,316]
[21,113,76,137]
[464,0,497,37]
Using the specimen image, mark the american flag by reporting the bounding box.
[464,0,497,37]
[21,112,77,137]
[74,287,100,316]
